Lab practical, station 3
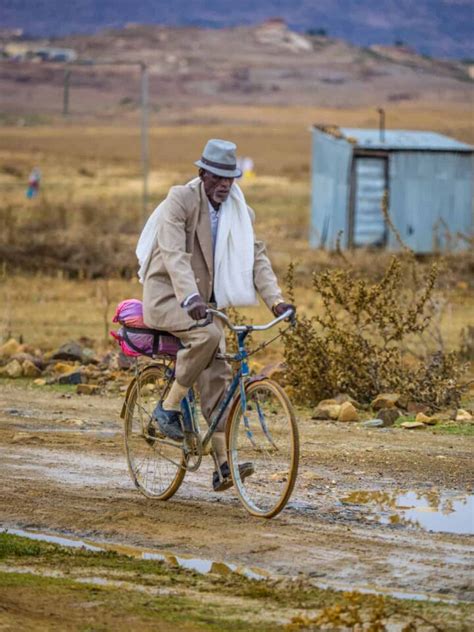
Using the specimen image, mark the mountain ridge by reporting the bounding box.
[1,0,473,59]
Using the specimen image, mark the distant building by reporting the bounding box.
[3,43,77,62]
[310,126,473,252]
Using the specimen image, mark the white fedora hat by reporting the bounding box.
[194,139,242,178]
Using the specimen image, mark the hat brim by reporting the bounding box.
[194,160,242,178]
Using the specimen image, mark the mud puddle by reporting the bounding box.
[3,527,270,581]
[340,490,474,535]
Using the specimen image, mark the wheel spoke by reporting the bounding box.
[228,380,299,518]
[124,364,185,499]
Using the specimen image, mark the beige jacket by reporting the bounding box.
[143,179,283,331]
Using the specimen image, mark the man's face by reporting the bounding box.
[200,170,234,206]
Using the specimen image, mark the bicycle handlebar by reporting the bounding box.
[197,307,295,332]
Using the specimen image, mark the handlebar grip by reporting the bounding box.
[188,312,214,329]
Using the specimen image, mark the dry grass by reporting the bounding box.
[0,106,472,357]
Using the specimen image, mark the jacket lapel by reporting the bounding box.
[196,182,213,276]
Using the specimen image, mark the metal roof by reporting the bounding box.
[338,128,473,152]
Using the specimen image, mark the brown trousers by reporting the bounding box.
[169,320,232,431]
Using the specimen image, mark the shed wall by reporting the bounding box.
[310,130,352,248]
[388,152,474,252]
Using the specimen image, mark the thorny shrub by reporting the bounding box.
[283,257,466,410]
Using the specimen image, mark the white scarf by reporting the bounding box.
[136,178,257,309]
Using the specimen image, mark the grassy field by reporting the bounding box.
[1,532,472,631]
[0,104,472,352]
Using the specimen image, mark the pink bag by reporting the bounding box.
[110,299,180,358]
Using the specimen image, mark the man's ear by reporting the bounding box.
[198,168,205,180]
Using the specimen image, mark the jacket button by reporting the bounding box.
[196,277,200,283]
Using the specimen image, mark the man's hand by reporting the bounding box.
[186,294,208,321]
[272,302,296,319]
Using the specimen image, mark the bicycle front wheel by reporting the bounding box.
[227,379,299,518]
[124,363,185,499]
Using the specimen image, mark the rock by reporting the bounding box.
[377,407,401,427]
[401,421,426,430]
[362,419,384,428]
[52,362,76,374]
[406,401,431,415]
[0,338,21,358]
[318,398,338,407]
[11,352,39,365]
[58,370,84,385]
[333,393,362,409]
[0,359,23,378]
[455,409,473,422]
[51,341,85,363]
[371,393,402,410]
[338,402,359,422]
[312,404,341,420]
[76,383,100,396]
[416,412,433,424]
[33,378,47,386]
[22,360,41,378]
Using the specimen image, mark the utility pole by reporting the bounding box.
[140,62,150,224]
[377,107,386,143]
[63,69,71,116]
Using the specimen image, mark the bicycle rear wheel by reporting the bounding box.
[227,379,299,518]
[124,363,185,499]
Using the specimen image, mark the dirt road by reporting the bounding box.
[1,382,473,604]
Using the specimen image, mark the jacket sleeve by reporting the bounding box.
[156,188,199,304]
[248,206,284,309]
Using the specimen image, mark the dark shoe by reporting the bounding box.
[212,461,254,492]
[152,402,184,442]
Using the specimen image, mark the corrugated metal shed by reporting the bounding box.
[310,126,474,252]
[340,129,473,152]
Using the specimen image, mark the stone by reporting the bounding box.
[377,407,401,427]
[76,383,100,396]
[338,402,359,422]
[52,341,85,363]
[406,401,431,415]
[0,359,23,378]
[312,404,341,420]
[0,338,21,358]
[333,393,363,409]
[52,361,76,374]
[362,419,384,428]
[401,421,426,430]
[416,412,433,424]
[318,398,338,407]
[455,409,473,422]
[33,378,47,386]
[371,393,402,410]
[22,360,41,378]
[58,370,84,385]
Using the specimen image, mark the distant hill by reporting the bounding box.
[1,0,473,59]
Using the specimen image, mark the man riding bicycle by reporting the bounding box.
[137,139,294,491]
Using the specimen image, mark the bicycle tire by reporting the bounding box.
[227,378,299,518]
[124,363,185,500]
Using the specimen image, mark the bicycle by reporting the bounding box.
[120,308,299,519]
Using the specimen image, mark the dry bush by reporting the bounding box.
[283,258,465,409]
